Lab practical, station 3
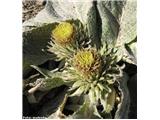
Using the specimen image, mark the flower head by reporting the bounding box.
[73,49,102,79]
[51,22,75,45]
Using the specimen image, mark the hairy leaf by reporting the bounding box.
[23,23,58,74]
[38,77,66,91]
[116,0,136,45]
[97,1,123,47]
[30,65,54,78]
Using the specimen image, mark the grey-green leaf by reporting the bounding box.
[116,0,137,46]
[23,23,58,74]
[103,1,125,21]
[38,77,66,91]
[97,1,123,47]
[30,65,53,78]
[87,2,101,49]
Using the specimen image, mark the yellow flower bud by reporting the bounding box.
[51,22,75,45]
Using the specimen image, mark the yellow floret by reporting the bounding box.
[73,49,102,79]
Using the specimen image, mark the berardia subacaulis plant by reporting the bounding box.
[47,20,124,113]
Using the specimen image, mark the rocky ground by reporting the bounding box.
[22,0,46,22]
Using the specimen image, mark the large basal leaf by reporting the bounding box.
[30,65,54,78]
[23,23,58,75]
[47,0,93,24]
[115,0,137,64]
[37,77,66,92]
[116,0,136,45]
[87,1,102,49]
[29,66,75,91]
[97,0,125,47]
[103,0,126,22]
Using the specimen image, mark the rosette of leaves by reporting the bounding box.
[23,0,136,119]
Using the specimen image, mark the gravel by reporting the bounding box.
[22,0,46,22]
